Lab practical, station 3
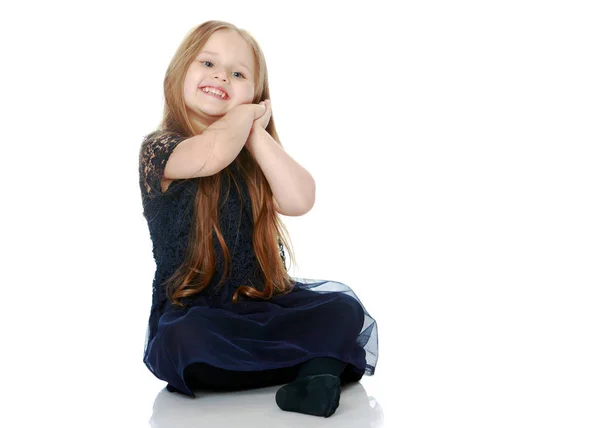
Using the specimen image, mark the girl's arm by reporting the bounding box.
[246,126,316,216]
[163,104,266,180]
[211,103,266,169]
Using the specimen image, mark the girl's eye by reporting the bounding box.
[201,61,244,78]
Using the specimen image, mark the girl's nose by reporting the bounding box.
[213,69,228,82]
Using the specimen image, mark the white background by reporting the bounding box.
[2,0,599,426]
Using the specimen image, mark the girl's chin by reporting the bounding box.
[196,106,227,116]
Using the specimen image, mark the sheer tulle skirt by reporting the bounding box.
[144,277,378,397]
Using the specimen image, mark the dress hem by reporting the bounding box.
[160,352,369,398]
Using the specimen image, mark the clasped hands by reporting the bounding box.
[253,99,272,130]
[245,99,272,150]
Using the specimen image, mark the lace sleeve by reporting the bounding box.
[139,131,187,200]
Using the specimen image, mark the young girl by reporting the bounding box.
[138,20,378,418]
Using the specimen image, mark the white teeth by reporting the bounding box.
[202,87,226,98]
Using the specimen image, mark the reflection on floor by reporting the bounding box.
[149,379,384,427]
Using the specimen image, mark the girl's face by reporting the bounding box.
[183,29,256,128]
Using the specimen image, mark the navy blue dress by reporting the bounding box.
[138,130,379,397]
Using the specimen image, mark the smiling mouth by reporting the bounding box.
[202,91,226,100]
[200,87,228,100]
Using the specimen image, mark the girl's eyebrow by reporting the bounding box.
[198,50,251,71]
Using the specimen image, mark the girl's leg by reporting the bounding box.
[295,357,347,379]
[183,362,299,392]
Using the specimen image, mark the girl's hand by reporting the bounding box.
[253,99,272,130]
[245,100,272,151]
[250,102,267,120]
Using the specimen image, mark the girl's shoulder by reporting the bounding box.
[142,129,185,145]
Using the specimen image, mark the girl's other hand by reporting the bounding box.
[232,102,265,120]
[253,99,272,129]
[250,102,267,120]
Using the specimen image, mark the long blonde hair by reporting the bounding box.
[154,20,297,306]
